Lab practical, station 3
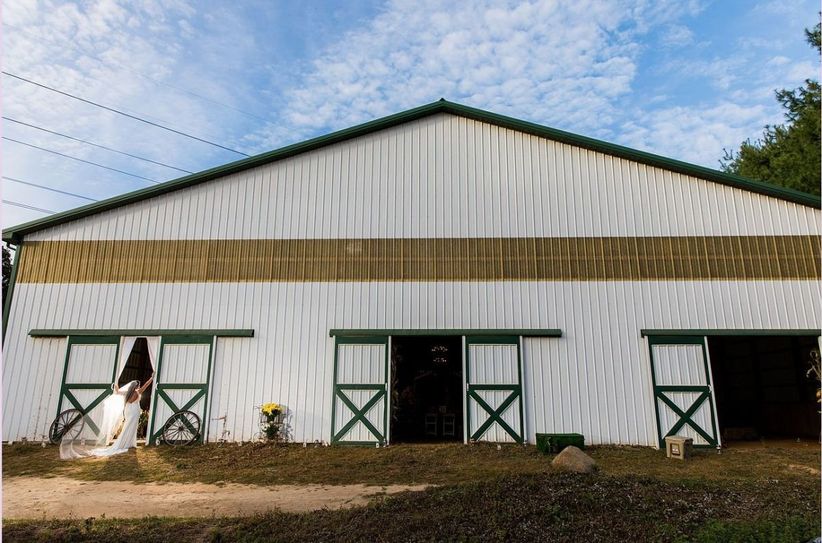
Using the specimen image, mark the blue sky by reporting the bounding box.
[3,0,819,228]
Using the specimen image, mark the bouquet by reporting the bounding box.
[261,402,283,440]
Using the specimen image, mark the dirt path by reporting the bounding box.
[3,476,428,519]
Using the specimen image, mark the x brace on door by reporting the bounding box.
[655,387,715,444]
[62,386,111,434]
[150,385,206,443]
[468,384,522,442]
[333,385,386,443]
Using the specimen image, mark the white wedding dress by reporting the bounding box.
[60,380,143,460]
[89,397,141,456]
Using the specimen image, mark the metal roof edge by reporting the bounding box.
[4,99,819,243]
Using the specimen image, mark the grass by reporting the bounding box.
[3,441,820,486]
[4,472,819,542]
[3,442,820,542]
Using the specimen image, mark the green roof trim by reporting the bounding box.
[29,329,255,338]
[329,328,562,337]
[641,329,821,337]
[4,99,819,243]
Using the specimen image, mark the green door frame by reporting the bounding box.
[465,335,524,444]
[56,335,121,436]
[330,335,389,446]
[647,335,719,449]
[148,334,214,445]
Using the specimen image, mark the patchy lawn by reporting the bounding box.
[3,442,820,542]
[3,441,820,486]
[4,472,819,542]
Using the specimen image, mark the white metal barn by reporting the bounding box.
[3,100,820,449]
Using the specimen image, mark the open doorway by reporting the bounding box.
[117,338,154,440]
[390,336,463,442]
[708,336,819,444]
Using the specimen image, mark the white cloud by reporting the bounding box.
[661,24,695,47]
[618,101,776,167]
[2,0,816,229]
[246,0,703,150]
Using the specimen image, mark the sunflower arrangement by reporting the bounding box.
[261,402,284,440]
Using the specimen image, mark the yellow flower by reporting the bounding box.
[261,402,281,416]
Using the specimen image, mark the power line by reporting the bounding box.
[3,117,193,174]
[3,71,251,157]
[3,200,56,214]
[3,176,97,202]
[4,137,160,184]
[5,23,274,124]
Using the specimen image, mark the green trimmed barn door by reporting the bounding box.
[148,335,214,445]
[649,336,719,448]
[466,336,524,443]
[331,336,388,445]
[57,336,121,435]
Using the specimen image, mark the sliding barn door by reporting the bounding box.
[148,335,214,444]
[465,336,524,443]
[331,336,388,445]
[649,336,719,448]
[57,336,120,436]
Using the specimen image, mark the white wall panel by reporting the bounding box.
[337,345,385,384]
[5,280,819,445]
[160,344,210,384]
[24,114,820,242]
[652,345,706,386]
[65,345,117,383]
[468,345,518,384]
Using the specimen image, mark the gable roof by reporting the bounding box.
[4,99,819,243]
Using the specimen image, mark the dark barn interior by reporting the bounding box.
[117,338,154,438]
[390,336,463,442]
[708,336,820,443]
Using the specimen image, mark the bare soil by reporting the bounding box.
[3,476,427,519]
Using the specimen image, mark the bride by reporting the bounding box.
[60,374,154,459]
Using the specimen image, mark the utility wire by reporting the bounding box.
[3,71,251,157]
[3,176,97,202]
[5,23,273,124]
[3,200,56,214]
[3,117,193,174]
[4,137,160,184]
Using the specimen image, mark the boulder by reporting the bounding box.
[551,445,598,474]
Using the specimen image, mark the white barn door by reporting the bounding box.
[56,336,120,436]
[331,336,388,445]
[649,335,719,448]
[148,335,214,445]
[466,336,524,443]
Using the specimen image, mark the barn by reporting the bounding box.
[3,100,820,449]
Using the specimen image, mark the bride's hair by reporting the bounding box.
[122,380,140,400]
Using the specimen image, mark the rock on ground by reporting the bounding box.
[551,446,598,474]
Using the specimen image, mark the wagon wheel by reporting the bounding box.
[160,410,201,446]
[49,409,85,444]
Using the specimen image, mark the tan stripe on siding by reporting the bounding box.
[15,236,821,284]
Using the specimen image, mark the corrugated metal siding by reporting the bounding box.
[652,345,706,386]
[161,344,210,384]
[4,280,820,445]
[337,345,385,384]
[3,336,65,442]
[23,114,820,242]
[65,344,117,383]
